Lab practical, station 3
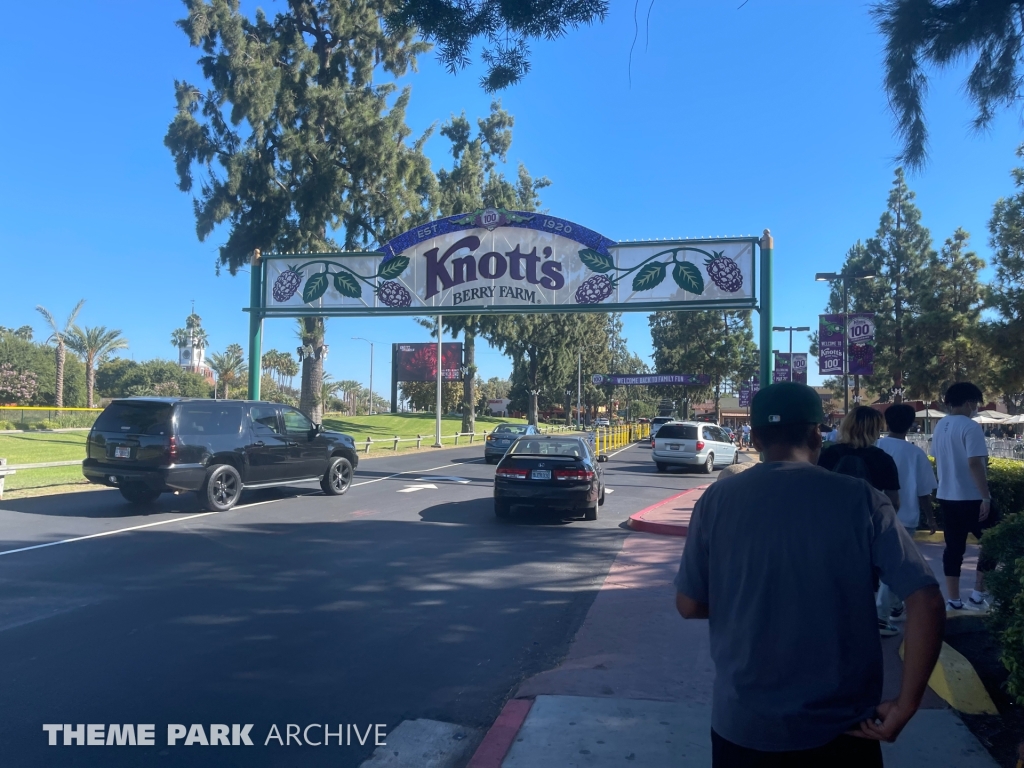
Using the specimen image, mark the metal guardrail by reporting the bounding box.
[904,434,1024,461]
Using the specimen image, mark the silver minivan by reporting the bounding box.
[652,421,737,473]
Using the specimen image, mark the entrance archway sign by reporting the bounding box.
[246,210,774,411]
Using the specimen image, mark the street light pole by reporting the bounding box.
[352,337,375,415]
[815,270,876,416]
[771,326,811,383]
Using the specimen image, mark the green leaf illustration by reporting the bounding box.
[672,262,705,294]
[632,262,667,292]
[332,270,361,299]
[578,248,614,274]
[504,211,534,224]
[377,256,410,280]
[303,272,330,303]
[451,209,483,226]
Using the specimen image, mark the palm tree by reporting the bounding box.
[171,312,209,350]
[66,326,129,408]
[318,374,343,414]
[36,300,86,408]
[208,344,246,399]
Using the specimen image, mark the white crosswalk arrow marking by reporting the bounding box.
[397,483,438,493]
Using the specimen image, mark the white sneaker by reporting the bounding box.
[967,595,989,610]
[947,599,965,611]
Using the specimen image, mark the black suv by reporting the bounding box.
[83,398,359,510]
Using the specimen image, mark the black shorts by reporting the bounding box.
[940,499,1000,578]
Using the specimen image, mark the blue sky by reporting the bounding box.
[1,1,1021,396]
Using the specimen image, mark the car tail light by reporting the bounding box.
[696,440,705,451]
[554,468,595,481]
[496,467,528,479]
[168,436,179,463]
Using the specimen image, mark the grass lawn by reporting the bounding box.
[0,432,89,493]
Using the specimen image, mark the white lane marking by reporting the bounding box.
[605,488,615,494]
[608,443,638,458]
[0,457,487,558]
[397,484,438,493]
[417,476,470,484]
[0,492,326,558]
[351,459,482,488]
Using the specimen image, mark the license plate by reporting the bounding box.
[114,446,131,459]
[498,439,509,446]
[669,444,680,451]
[531,470,551,480]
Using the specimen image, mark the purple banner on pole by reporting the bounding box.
[819,314,845,377]
[739,386,751,407]
[792,353,808,384]
[847,313,876,376]
[591,373,710,386]
[773,353,791,383]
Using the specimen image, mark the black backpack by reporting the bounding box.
[832,450,870,481]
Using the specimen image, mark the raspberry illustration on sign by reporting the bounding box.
[575,245,743,304]
[270,256,412,307]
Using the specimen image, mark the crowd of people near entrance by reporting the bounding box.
[674,380,996,767]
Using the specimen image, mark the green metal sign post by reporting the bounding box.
[244,213,774,406]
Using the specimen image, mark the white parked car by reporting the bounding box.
[651,421,738,474]
[648,416,676,443]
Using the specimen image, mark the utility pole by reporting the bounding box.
[352,337,375,415]
[434,316,443,447]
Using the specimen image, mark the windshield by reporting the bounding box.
[509,439,585,458]
[93,402,174,436]
[495,425,528,434]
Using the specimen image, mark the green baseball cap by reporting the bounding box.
[750,382,825,428]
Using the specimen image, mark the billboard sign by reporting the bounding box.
[590,374,711,387]
[847,313,876,376]
[818,314,845,376]
[393,343,462,382]
[263,209,757,316]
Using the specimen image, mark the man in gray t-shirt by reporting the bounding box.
[675,382,945,766]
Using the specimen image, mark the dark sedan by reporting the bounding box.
[493,435,607,521]
[484,423,539,463]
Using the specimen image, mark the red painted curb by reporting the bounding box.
[466,697,534,768]
[627,485,708,537]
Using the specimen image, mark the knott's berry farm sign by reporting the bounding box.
[259,209,758,316]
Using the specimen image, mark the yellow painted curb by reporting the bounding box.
[899,640,998,715]
[912,531,980,546]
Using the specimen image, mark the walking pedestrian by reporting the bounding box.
[930,382,997,610]
[676,382,945,766]
[877,404,938,630]
[819,406,901,511]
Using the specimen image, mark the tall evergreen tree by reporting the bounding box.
[905,228,991,400]
[165,0,435,422]
[988,143,1024,407]
[433,101,549,433]
[842,169,934,402]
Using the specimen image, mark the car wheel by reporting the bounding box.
[584,503,598,521]
[321,456,353,496]
[599,486,606,506]
[701,453,715,474]
[200,464,242,511]
[119,484,161,505]
[656,462,667,473]
[494,499,511,519]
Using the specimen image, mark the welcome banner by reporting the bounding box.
[818,314,845,377]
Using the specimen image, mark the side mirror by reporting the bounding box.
[597,454,609,463]
[313,422,323,434]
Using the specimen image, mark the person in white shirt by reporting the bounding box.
[878,404,938,629]
[930,382,995,610]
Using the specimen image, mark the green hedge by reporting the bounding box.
[981,512,1024,705]
[978,459,1024,705]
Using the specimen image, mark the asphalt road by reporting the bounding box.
[0,441,727,767]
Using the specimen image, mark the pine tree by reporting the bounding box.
[987,143,1024,406]
[850,169,935,403]
[165,0,435,422]
[905,229,991,400]
[433,101,550,433]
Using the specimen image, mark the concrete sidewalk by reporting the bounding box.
[467,486,1000,768]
